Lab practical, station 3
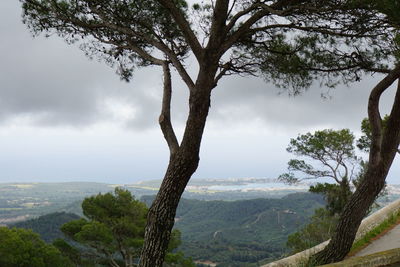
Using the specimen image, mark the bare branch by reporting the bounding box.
[84,5,196,91]
[221,0,306,53]
[91,33,165,66]
[225,2,261,35]
[214,62,232,84]
[341,161,349,181]
[319,156,341,184]
[227,0,237,19]
[249,23,387,39]
[159,46,196,91]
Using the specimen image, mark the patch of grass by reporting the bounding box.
[348,210,400,256]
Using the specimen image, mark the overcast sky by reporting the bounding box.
[1,1,399,184]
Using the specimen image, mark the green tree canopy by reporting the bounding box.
[60,188,147,267]
[279,129,360,215]
[58,188,193,267]
[0,227,71,267]
[21,0,398,89]
[279,129,359,185]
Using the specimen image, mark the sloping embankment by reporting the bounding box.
[262,198,400,267]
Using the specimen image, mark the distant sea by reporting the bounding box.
[208,182,308,191]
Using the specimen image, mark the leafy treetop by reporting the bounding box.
[58,188,193,267]
[0,227,71,267]
[279,129,359,185]
[60,188,148,267]
[21,0,399,91]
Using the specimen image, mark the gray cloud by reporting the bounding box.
[2,1,400,184]
[210,73,395,133]
[1,1,397,134]
[0,1,161,129]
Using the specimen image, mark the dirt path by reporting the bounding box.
[354,223,400,257]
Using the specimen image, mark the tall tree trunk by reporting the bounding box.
[138,154,200,267]
[312,166,387,264]
[139,65,215,267]
[312,67,400,265]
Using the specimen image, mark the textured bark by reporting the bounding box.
[312,166,387,264]
[139,65,216,267]
[312,67,400,265]
[138,2,228,264]
[159,63,179,156]
[138,154,199,267]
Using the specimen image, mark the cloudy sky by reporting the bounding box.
[1,1,399,184]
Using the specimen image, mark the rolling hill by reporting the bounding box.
[142,192,325,266]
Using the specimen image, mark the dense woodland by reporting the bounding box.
[2,181,400,266]
[2,180,400,266]
[12,212,81,243]
[173,193,324,266]
[6,192,324,266]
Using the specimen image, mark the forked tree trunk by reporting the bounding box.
[313,67,400,265]
[139,65,215,267]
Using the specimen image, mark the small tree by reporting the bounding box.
[57,188,193,267]
[284,119,393,255]
[0,227,72,267]
[59,188,148,267]
[280,129,360,254]
[279,129,359,215]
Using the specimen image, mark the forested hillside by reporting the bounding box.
[10,193,324,266]
[0,181,308,225]
[11,212,80,243]
[142,193,325,266]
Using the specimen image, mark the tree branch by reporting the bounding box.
[160,45,196,91]
[227,0,238,19]
[249,23,384,39]
[103,250,120,267]
[86,5,196,91]
[220,0,306,53]
[368,64,400,164]
[225,2,261,34]
[319,157,341,184]
[90,33,165,66]
[214,62,232,84]
[159,62,179,156]
[382,78,400,162]
[207,0,229,49]
[156,0,203,60]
